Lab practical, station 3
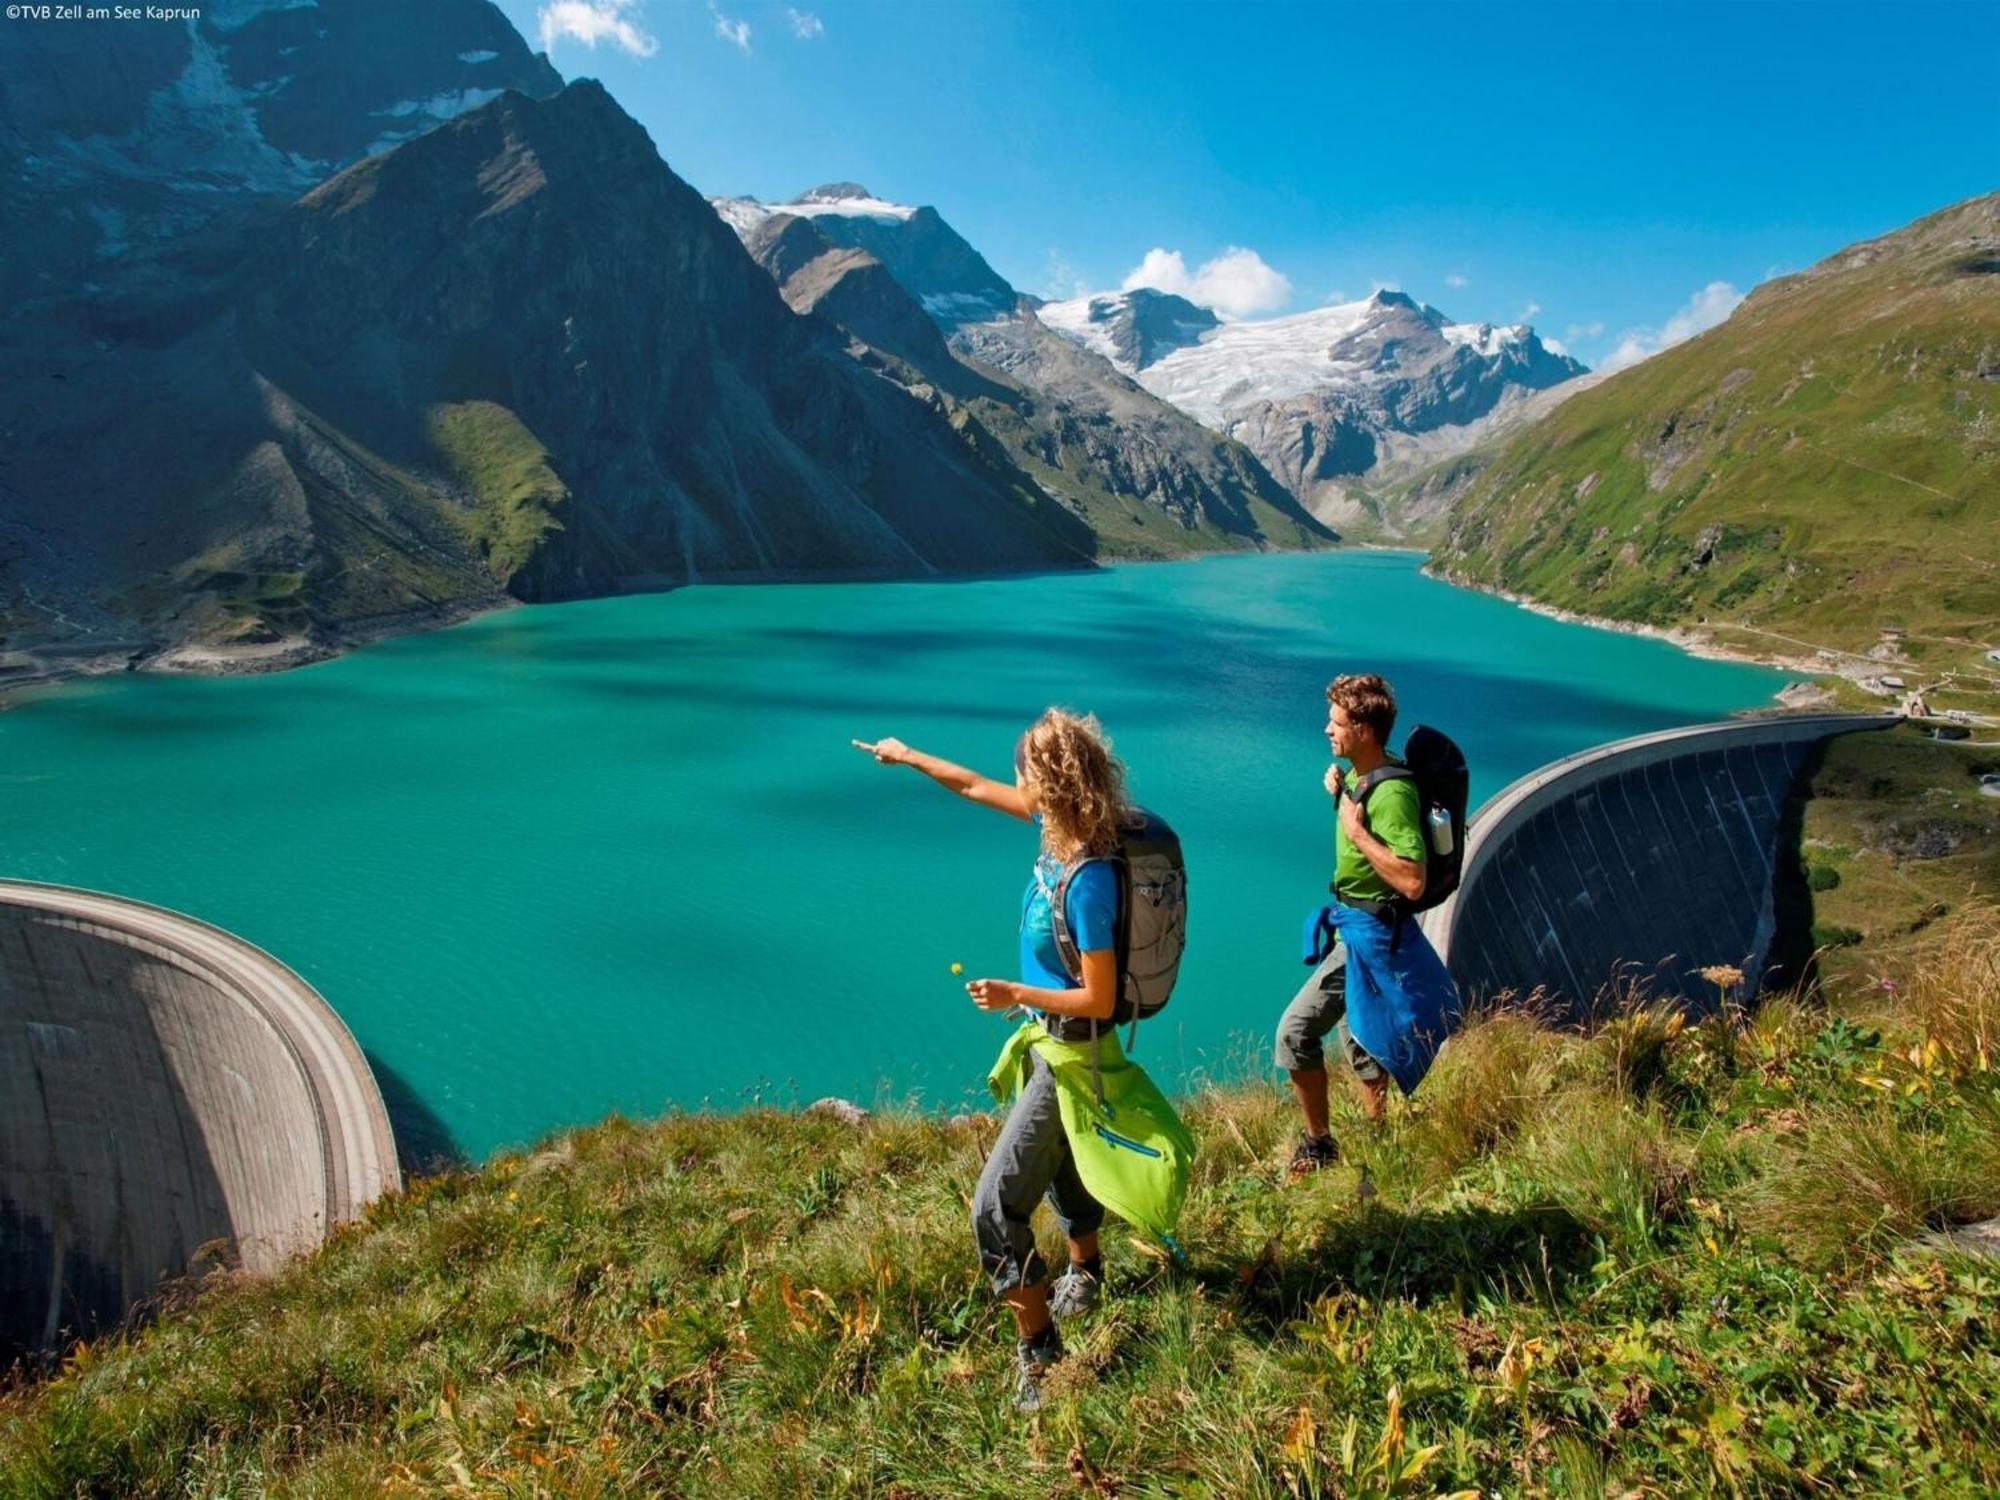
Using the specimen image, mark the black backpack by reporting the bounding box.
[1345,724,1469,918]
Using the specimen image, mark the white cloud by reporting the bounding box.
[1543,336,1570,357]
[1120,246,1291,319]
[1520,300,1542,320]
[1041,250,1088,302]
[785,7,823,37]
[1659,281,1742,343]
[1445,272,1468,289]
[1565,320,1605,342]
[537,0,658,56]
[1600,280,1744,372]
[710,4,750,50]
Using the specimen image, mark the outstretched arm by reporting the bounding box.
[852,737,1032,821]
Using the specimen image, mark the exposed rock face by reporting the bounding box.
[0,70,1092,667]
[1368,374,1608,538]
[948,311,1321,543]
[258,86,1093,591]
[717,183,1017,325]
[744,214,971,392]
[721,203,1331,556]
[0,0,563,304]
[1035,288,1220,370]
[1039,287,1588,537]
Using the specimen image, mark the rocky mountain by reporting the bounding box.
[715,184,1017,324]
[0,0,563,307]
[1036,287,1220,370]
[1432,191,2000,670]
[0,54,1095,672]
[715,193,1332,557]
[1366,373,1608,537]
[1040,287,1588,537]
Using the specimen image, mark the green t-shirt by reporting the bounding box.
[1333,770,1427,904]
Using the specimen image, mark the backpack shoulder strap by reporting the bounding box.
[1049,852,1124,988]
[1351,761,1414,804]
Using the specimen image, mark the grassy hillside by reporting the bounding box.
[427,401,571,587]
[1434,192,1999,714]
[1792,724,2000,992]
[6,920,2000,1494]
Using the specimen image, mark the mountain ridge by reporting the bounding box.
[1431,190,2000,707]
[0,74,1099,677]
[1039,286,1587,536]
[715,193,1335,558]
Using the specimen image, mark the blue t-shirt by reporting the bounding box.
[1019,851,1118,993]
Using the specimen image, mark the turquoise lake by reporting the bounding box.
[0,552,1791,1161]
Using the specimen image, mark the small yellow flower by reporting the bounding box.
[950,961,964,975]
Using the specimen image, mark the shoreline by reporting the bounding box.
[1417,562,1885,710]
[0,595,516,710]
[3,546,1857,713]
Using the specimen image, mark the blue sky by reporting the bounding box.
[492,0,1999,369]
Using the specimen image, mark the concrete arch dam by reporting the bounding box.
[1,882,399,1359]
[1426,714,1898,1016]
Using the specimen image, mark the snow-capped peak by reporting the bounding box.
[1038,287,1223,372]
[1035,293,1132,363]
[710,195,774,238]
[1441,321,1528,358]
[784,183,917,222]
[1038,286,1581,429]
[1132,297,1389,422]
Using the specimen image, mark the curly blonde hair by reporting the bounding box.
[1016,708,1132,859]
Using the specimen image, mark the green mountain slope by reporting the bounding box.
[1433,192,1999,689]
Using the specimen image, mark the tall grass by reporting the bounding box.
[7,922,2000,1495]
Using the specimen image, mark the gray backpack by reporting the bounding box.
[1050,809,1188,1039]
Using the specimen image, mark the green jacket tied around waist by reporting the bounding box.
[987,1021,1195,1254]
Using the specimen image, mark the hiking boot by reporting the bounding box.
[1287,1132,1339,1179]
[1049,1262,1101,1321]
[1012,1326,1063,1413]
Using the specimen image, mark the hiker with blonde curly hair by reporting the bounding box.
[853,709,1183,1412]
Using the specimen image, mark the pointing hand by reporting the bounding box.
[852,736,910,765]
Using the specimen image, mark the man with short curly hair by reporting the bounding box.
[1275,673,1436,1177]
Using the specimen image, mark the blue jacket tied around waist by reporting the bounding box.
[1303,901,1461,1094]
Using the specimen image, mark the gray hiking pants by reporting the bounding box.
[971,1050,1106,1293]
[1273,952,1388,1080]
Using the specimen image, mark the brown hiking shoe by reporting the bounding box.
[1287,1132,1339,1179]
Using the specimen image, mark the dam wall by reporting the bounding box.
[0,882,398,1359]
[1424,714,1897,1016]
